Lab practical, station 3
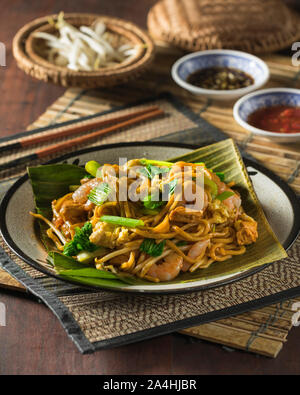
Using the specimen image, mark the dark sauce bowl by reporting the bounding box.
[233,88,300,143]
[171,50,269,101]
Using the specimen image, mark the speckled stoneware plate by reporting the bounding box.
[1,142,299,294]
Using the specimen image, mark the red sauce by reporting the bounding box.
[247,105,300,134]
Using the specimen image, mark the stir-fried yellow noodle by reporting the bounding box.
[31,158,258,283]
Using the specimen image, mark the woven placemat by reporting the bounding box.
[147,0,300,54]
[0,48,300,357]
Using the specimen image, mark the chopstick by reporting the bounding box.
[0,105,160,154]
[0,108,164,172]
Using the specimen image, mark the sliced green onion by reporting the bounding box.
[140,158,173,167]
[204,176,218,198]
[88,182,111,206]
[100,215,144,228]
[138,164,170,179]
[137,166,152,178]
[149,165,170,176]
[216,191,235,201]
[85,160,101,177]
[77,247,107,263]
[168,178,178,195]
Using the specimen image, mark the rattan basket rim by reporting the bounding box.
[147,0,300,54]
[12,13,155,87]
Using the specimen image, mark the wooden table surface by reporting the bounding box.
[1,0,300,375]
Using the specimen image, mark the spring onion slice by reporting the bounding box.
[100,215,145,228]
[88,182,111,206]
[140,158,173,167]
[168,178,178,195]
[85,160,101,177]
[216,191,235,201]
[138,164,170,179]
[204,176,218,198]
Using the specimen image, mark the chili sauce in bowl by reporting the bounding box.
[247,105,300,134]
[233,88,300,143]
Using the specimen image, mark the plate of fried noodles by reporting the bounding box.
[1,140,298,293]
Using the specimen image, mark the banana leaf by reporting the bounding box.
[28,139,287,288]
[47,252,142,288]
[28,164,87,219]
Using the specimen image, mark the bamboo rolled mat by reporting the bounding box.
[1,44,300,357]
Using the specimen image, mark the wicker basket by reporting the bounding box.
[147,0,300,54]
[13,13,155,88]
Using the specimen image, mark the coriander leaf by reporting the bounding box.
[215,172,225,182]
[63,222,97,257]
[143,193,166,210]
[63,240,79,257]
[140,238,166,257]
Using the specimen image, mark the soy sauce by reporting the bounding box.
[187,66,254,90]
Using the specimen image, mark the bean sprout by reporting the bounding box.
[33,12,140,71]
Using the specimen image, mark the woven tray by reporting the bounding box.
[0,47,300,358]
[147,0,300,54]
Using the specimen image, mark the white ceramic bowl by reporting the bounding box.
[233,88,300,143]
[171,49,270,101]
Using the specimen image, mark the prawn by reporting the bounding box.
[223,190,241,212]
[72,178,100,204]
[211,173,241,212]
[182,239,210,272]
[147,252,183,281]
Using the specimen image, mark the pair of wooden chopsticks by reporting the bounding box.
[0,106,164,172]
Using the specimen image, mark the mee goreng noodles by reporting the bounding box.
[30,158,258,283]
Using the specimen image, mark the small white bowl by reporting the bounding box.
[171,49,269,101]
[233,88,300,143]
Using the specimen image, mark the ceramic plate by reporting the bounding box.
[1,142,299,293]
